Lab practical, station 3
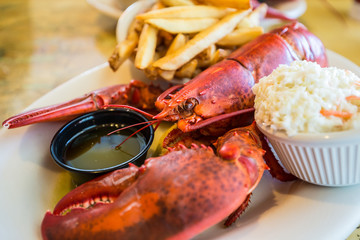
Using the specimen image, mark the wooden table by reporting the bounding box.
[0,0,359,239]
[0,0,117,123]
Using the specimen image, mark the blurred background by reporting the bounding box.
[0,0,117,123]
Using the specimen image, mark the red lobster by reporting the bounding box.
[2,22,327,132]
[41,123,268,240]
[5,22,327,239]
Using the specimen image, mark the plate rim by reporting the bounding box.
[87,0,123,19]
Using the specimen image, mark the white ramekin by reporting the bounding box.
[256,122,360,187]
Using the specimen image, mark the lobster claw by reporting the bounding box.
[2,80,156,129]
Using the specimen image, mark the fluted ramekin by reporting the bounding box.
[257,122,360,187]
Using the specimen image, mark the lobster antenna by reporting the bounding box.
[101,104,161,148]
[107,120,160,136]
[153,121,161,131]
[114,121,159,149]
[102,104,155,118]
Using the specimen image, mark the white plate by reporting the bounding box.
[0,50,360,240]
[261,0,307,29]
[87,0,130,19]
[272,0,307,19]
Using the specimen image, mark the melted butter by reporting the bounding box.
[64,126,146,170]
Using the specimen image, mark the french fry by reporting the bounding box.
[108,21,140,71]
[210,48,233,65]
[120,28,139,55]
[158,30,174,47]
[159,69,176,80]
[108,37,138,71]
[108,46,123,71]
[136,6,235,20]
[151,33,188,80]
[144,65,158,80]
[193,0,250,10]
[119,37,138,58]
[175,59,198,78]
[166,33,188,55]
[159,33,189,80]
[217,26,264,46]
[145,18,218,34]
[159,0,195,7]
[196,44,216,68]
[152,9,251,70]
[135,23,158,69]
[237,3,267,28]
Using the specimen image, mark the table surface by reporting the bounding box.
[0,0,360,239]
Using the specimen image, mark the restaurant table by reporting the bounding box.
[0,0,359,239]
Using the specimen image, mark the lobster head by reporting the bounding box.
[154,59,256,133]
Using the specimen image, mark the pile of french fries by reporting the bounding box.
[108,0,268,81]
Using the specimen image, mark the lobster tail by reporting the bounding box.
[154,22,327,133]
[270,22,328,67]
[227,31,299,81]
[228,21,327,82]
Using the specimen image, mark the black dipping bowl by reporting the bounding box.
[50,108,154,185]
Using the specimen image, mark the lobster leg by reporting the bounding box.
[2,80,162,129]
[224,193,252,227]
[256,128,297,182]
